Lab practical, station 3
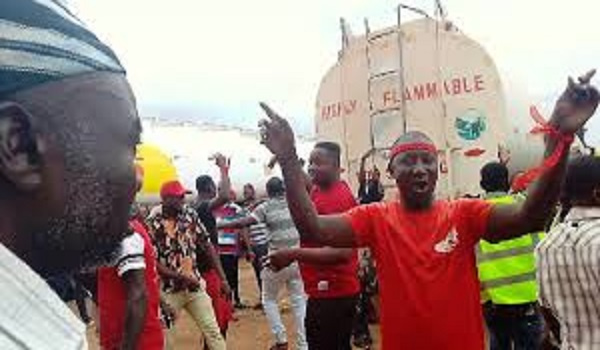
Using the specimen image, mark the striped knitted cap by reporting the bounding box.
[0,0,125,99]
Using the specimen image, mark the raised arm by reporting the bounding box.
[485,70,599,242]
[208,153,231,211]
[259,102,357,248]
[269,154,312,193]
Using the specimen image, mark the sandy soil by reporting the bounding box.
[84,261,380,349]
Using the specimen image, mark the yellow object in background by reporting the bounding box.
[136,144,178,195]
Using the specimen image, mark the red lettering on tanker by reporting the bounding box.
[320,100,357,120]
[382,74,487,107]
[320,74,486,120]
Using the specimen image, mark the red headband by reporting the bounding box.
[390,142,437,160]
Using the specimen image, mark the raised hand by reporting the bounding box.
[361,148,376,161]
[551,69,599,134]
[258,102,297,160]
[212,152,230,171]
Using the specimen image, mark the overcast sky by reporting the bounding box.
[72,0,600,143]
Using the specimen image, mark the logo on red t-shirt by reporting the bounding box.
[433,229,459,254]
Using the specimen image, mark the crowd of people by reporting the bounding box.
[3,1,600,350]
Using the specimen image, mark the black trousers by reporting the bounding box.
[305,295,358,350]
[352,289,373,344]
[220,254,240,303]
[483,302,544,350]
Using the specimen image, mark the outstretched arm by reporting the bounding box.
[216,216,258,230]
[485,70,599,242]
[288,247,354,265]
[259,102,357,248]
[265,247,354,271]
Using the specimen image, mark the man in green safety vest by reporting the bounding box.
[478,162,544,350]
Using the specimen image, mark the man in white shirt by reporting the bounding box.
[536,155,600,350]
[218,177,308,350]
[0,1,141,348]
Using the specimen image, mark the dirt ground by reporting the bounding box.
[83,261,380,349]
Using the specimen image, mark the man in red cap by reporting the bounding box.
[258,70,599,350]
[148,180,228,350]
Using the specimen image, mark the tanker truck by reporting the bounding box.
[314,5,585,199]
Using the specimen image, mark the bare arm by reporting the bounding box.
[290,247,354,265]
[485,135,567,242]
[120,269,148,350]
[216,216,258,230]
[485,71,599,242]
[259,103,357,248]
[270,154,312,193]
[208,154,231,211]
[266,247,354,271]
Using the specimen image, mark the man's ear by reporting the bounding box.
[0,102,44,191]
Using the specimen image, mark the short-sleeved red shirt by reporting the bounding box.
[301,181,360,298]
[345,199,492,350]
[98,220,164,350]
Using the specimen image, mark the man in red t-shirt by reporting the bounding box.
[267,141,359,350]
[257,70,599,350]
[98,220,164,350]
[97,164,164,350]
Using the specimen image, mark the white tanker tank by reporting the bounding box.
[315,12,583,199]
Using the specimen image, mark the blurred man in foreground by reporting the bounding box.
[0,1,140,347]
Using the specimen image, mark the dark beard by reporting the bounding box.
[28,150,130,276]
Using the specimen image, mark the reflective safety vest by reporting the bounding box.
[477,194,544,305]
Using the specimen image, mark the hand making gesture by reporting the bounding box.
[550,69,599,134]
[258,102,297,161]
